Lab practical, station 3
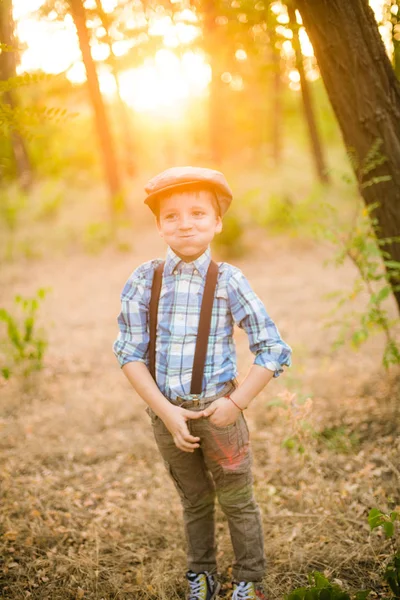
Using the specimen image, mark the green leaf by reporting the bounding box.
[335,593,350,600]
[319,588,332,600]
[383,521,394,538]
[354,591,370,600]
[286,591,306,600]
[313,572,330,589]
[384,260,400,269]
[0,308,10,321]
[1,367,11,379]
[351,329,368,347]
[390,511,398,522]
[368,508,385,530]
[370,286,391,304]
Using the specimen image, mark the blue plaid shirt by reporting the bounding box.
[113,246,292,401]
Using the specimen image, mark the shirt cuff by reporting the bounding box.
[254,354,288,378]
[118,356,148,368]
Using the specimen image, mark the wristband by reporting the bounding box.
[225,394,245,411]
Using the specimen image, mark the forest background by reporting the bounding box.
[1,0,400,599]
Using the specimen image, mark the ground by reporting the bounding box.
[1,219,399,600]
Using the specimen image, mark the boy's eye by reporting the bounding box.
[193,211,204,216]
[164,213,176,220]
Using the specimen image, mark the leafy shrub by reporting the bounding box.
[316,425,359,454]
[0,184,27,232]
[0,288,49,379]
[83,221,113,254]
[267,391,315,456]
[259,186,328,238]
[212,211,246,258]
[319,199,400,369]
[34,180,64,221]
[369,508,400,599]
[285,571,369,600]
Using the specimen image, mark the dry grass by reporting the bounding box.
[1,174,400,599]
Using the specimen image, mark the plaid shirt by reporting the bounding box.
[113,246,292,401]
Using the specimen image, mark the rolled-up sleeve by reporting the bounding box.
[113,265,151,367]
[227,270,292,377]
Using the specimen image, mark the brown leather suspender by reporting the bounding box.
[148,260,219,395]
[190,261,218,394]
[149,261,164,382]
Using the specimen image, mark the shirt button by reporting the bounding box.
[193,269,198,275]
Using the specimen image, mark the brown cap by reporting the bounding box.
[144,166,233,216]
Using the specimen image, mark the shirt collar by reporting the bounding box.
[164,246,212,278]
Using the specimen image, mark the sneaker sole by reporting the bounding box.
[210,581,221,600]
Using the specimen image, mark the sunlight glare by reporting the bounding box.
[67,62,86,85]
[235,49,247,61]
[117,49,211,115]
[281,40,295,57]
[99,71,117,95]
[91,43,110,62]
[299,27,314,57]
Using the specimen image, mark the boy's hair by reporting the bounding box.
[154,184,221,222]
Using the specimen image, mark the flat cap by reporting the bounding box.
[144,166,233,216]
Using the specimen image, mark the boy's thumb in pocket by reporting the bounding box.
[183,409,205,419]
[202,405,217,418]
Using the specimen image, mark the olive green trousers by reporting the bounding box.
[146,382,266,582]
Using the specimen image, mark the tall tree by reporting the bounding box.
[201,0,226,165]
[295,0,400,311]
[0,0,32,190]
[392,0,400,79]
[69,0,124,214]
[266,11,283,166]
[92,0,136,177]
[288,4,329,183]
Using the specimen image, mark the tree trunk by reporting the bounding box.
[94,0,136,178]
[202,3,224,165]
[69,0,124,214]
[0,0,32,190]
[266,11,283,166]
[393,1,400,80]
[295,0,400,311]
[288,5,329,183]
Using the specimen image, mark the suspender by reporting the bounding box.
[148,259,219,395]
[149,261,164,384]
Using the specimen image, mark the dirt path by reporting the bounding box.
[1,230,399,600]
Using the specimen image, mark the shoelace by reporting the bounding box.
[233,581,255,600]
[188,574,207,600]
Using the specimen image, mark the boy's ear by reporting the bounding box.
[215,216,223,234]
[156,218,164,237]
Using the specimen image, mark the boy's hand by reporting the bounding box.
[161,406,205,453]
[202,397,241,427]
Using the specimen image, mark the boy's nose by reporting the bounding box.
[178,217,193,229]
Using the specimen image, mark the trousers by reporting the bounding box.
[146,380,266,582]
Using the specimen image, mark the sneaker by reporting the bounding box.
[232,581,268,600]
[186,570,221,600]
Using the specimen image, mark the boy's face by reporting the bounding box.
[156,189,223,261]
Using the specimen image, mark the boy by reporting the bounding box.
[113,166,292,600]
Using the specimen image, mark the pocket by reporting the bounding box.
[205,417,243,463]
[165,462,190,504]
[208,419,236,435]
[145,405,158,424]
